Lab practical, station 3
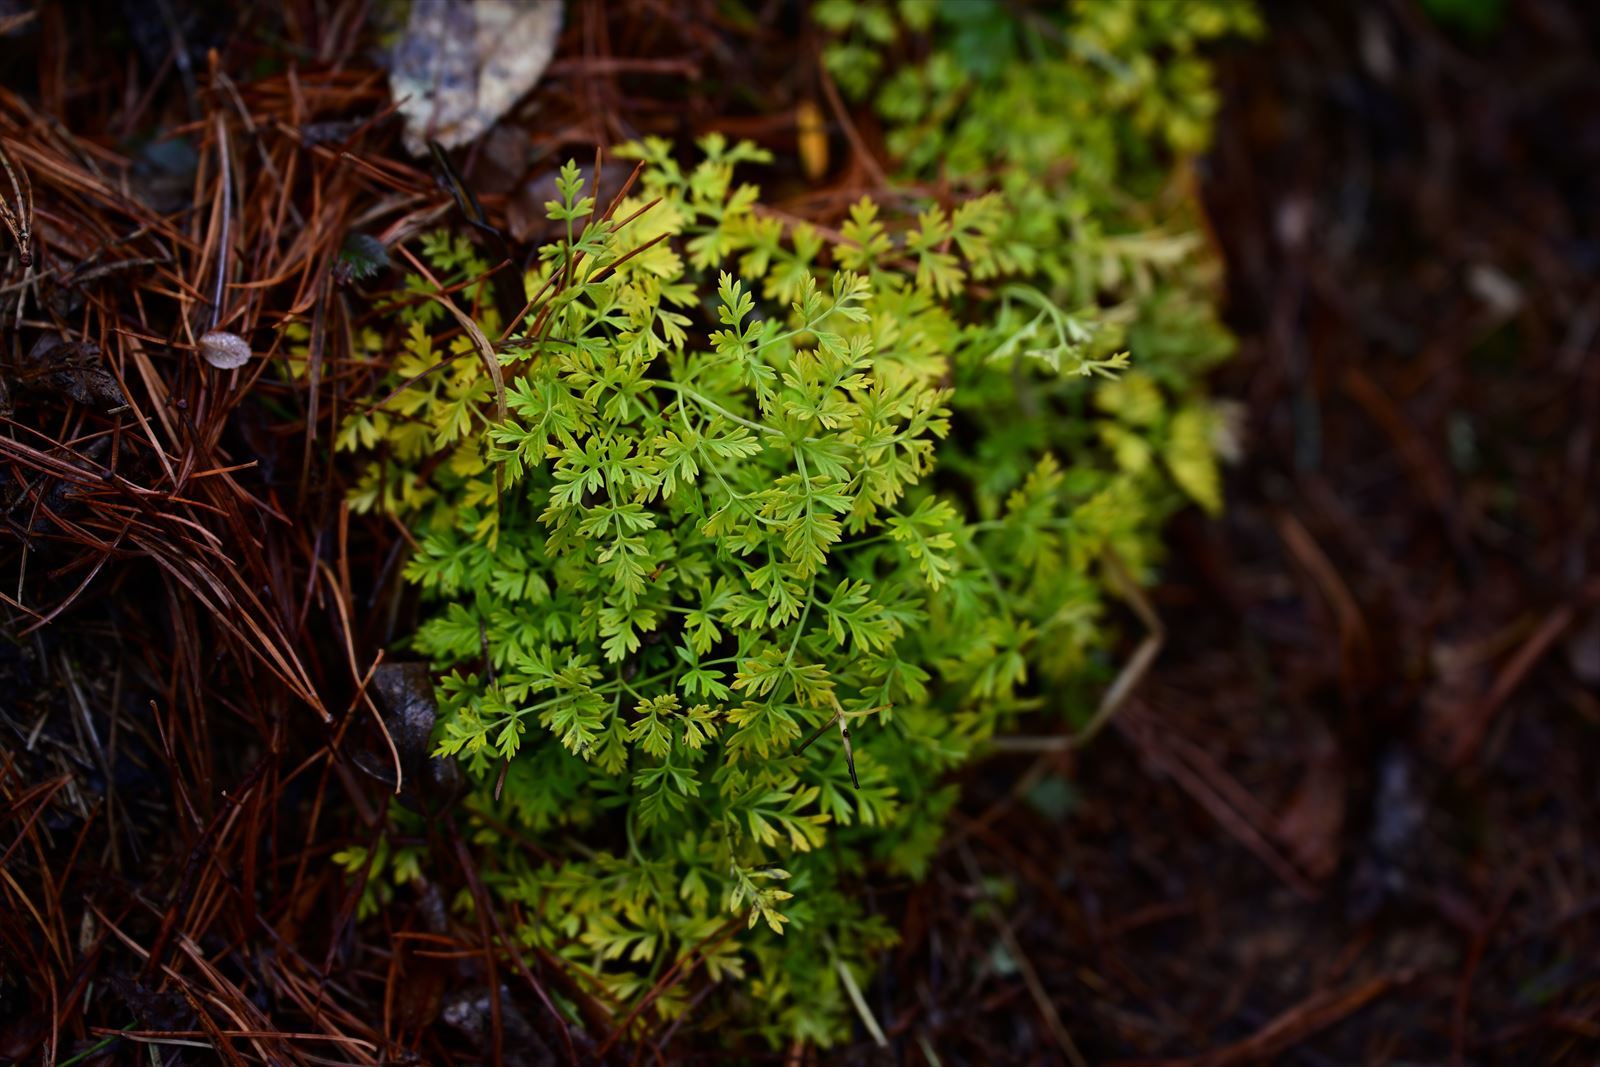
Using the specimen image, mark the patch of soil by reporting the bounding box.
[871,2,1600,1064]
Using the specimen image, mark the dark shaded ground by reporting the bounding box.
[4,1,1600,1064]
[874,2,1600,1063]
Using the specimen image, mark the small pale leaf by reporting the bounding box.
[199,330,252,370]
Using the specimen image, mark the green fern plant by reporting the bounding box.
[332,0,1253,1046]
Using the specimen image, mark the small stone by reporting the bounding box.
[199,330,251,369]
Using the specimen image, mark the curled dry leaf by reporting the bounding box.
[796,99,829,181]
[360,661,465,805]
[22,334,125,410]
[199,330,251,369]
[389,0,563,157]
